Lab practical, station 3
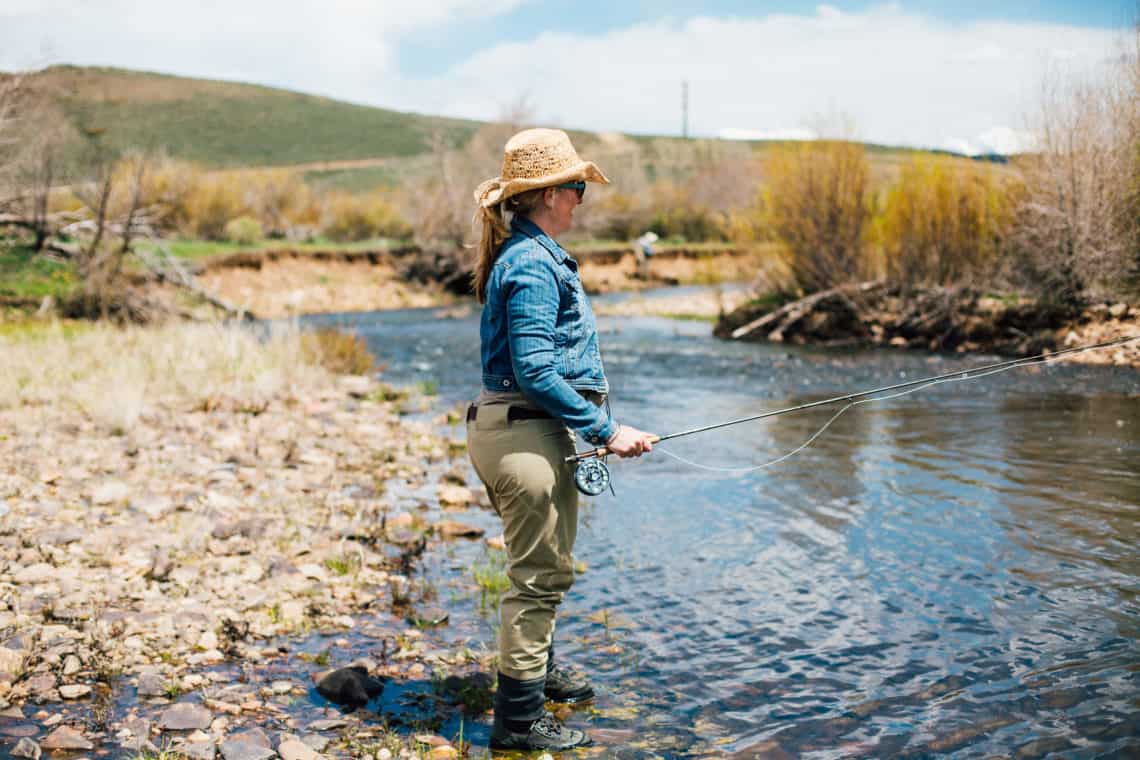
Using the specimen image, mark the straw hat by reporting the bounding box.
[474,128,609,208]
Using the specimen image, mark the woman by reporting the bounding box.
[467,128,656,751]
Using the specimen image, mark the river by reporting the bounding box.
[306,287,1139,758]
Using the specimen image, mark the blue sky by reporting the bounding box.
[0,1,1130,154]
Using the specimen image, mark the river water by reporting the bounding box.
[307,288,1139,758]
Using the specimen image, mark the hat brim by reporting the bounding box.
[477,160,609,207]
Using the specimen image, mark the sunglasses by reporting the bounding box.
[555,181,586,200]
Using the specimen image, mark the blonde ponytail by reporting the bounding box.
[472,187,546,303]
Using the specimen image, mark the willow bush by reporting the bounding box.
[762,141,872,293]
[876,157,1018,288]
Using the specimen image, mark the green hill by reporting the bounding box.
[18,65,481,169]
[5,65,1007,197]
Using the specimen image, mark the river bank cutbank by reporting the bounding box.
[714,283,1140,367]
[191,243,769,319]
[0,323,508,759]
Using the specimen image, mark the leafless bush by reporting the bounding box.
[1008,25,1139,303]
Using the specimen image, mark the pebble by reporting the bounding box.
[59,684,92,699]
[278,738,321,760]
[91,481,130,505]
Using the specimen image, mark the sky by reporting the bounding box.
[0,1,1131,154]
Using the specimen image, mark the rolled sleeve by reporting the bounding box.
[504,255,615,444]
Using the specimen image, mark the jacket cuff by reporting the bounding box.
[584,418,617,447]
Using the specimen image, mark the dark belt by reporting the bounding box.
[467,405,554,423]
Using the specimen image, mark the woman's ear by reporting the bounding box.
[544,188,557,209]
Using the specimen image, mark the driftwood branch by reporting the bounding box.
[731,279,885,340]
[135,234,254,320]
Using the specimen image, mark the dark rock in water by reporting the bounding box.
[315,666,384,709]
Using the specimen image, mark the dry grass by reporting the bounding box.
[0,321,332,432]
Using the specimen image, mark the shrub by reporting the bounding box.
[762,141,872,293]
[321,192,411,242]
[222,215,263,245]
[876,157,1017,288]
[300,328,375,375]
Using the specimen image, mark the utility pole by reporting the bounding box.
[682,80,689,138]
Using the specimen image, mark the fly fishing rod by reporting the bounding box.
[566,334,1140,495]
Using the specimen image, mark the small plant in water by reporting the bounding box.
[471,551,511,611]
[325,552,361,576]
[162,680,182,699]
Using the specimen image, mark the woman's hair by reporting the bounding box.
[473,187,547,302]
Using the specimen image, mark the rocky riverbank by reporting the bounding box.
[0,324,512,759]
[714,284,1140,367]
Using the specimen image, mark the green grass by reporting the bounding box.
[136,236,407,261]
[304,166,400,194]
[31,65,479,171]
[0,243,80,300]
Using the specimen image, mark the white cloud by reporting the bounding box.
[718,127,817,141]
[396,4,1118,153]
[0,2,1121,153]
[0,0,529,105]
[940,126,1037,156]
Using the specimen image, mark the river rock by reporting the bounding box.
[433,520,484,539]
[10,737,40,759]
[159,702,213,730]
[132,492,173,520]
[176,739,217,760]
[61,655,81,677]
[40,726,94,751]
[12,564,55,585]
[24,674,57,702]
[58,684,92,699]
[0,500,8,519]
[306,719,348,731]
[0,646,25,676]
[91,481,130,505]
[229,727,271,748]
[219,739,276,760]
[137,671,168,697]
[0,724,39,738]
[437,484,474,508]
[315,666,383,708]
[278,739,320,760]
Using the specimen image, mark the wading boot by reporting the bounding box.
[544,660,596,704]
[490,672,592,750]
[490,712,593,751]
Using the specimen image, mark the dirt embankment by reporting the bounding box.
[194,244,769,318]
[715,283,1140,366]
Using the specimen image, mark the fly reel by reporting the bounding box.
[573,457,613,496]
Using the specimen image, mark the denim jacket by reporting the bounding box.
[480,217,616,446]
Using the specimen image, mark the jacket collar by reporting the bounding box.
[512,217,570,265]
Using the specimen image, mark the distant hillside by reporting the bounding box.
[8,65,1005,191]
[18,65,481,169]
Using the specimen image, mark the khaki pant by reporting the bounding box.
[466,404,579,681]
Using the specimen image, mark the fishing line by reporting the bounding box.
[655,361,1033,475]
[567,334,1139,495]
